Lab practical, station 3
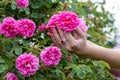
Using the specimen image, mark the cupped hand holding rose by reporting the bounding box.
[47,11,88,56]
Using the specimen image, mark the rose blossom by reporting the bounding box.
[0,24,2,34]
[18,19,36,37]
[78,18,88,35]
[16,53,39,77]
[40,46,62,66]
[0,17,19,38]
[5,72,18,80]
[47,14,60,28]
[58,11,80,32]
[16,0,29,8]
[39,23,45,31]
[47,11,88,33]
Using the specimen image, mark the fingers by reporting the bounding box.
[74,27,85,38]
[47,27,79,52]
[63,31,76,43]
[56,27,67,44]
[49,28,62,47]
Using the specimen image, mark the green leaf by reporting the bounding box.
[0,58,5,63]
[11,1,17,10]
[61,48,70,55]
[5,52,15,58]
[6,44,13,51]
[0,64,7,73]
[15,47,22,55]
[31,12,39,18]
[55,69,65,79]
[38,13,45,19]
[31,2,44,9]
[64,64,77,70]
[76,65,94,79]
[92,60,110,70]
[76,66,86,79]
[3,57,14,70]
[68,69,76,77]
[24,8,30,15]
[92,61,98,66]
[99,61,110,69]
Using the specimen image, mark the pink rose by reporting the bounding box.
[0,17,19,38]
[47,14,60,28]
[47,11,88,33]
[40,46,62,66]
[16,0,29,8]
[5,72,18,80]
[18,19,36,37]
[78,18,88,35]
[0,24,2,34]
[58,11,80,32]
[39,23,45,31]
[16,53,39,77]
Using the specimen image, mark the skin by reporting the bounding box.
[47,26,120,69]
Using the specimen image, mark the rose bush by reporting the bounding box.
[0,0,117,80]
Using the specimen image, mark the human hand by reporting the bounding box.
[47,26,87,55]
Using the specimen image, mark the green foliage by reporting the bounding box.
[0,0,117,80]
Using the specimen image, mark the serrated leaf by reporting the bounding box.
[0,58,5,63]
[76,65,94,79]
[92,61,98,66]
[5,52,15,58]
[76,66,86,79]
[15,47,22,55]
[0,64,6,73]
[24,8,30,15]
[64,64,77,70]
[11,1,16,10]
[99,61,110,69]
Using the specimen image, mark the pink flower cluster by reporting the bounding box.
[0,17,36,38]
[40,46,62,66]
[5,72,18,80]
[16,53,39,77]
[16,0,29,8]
[47,11,88,33]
